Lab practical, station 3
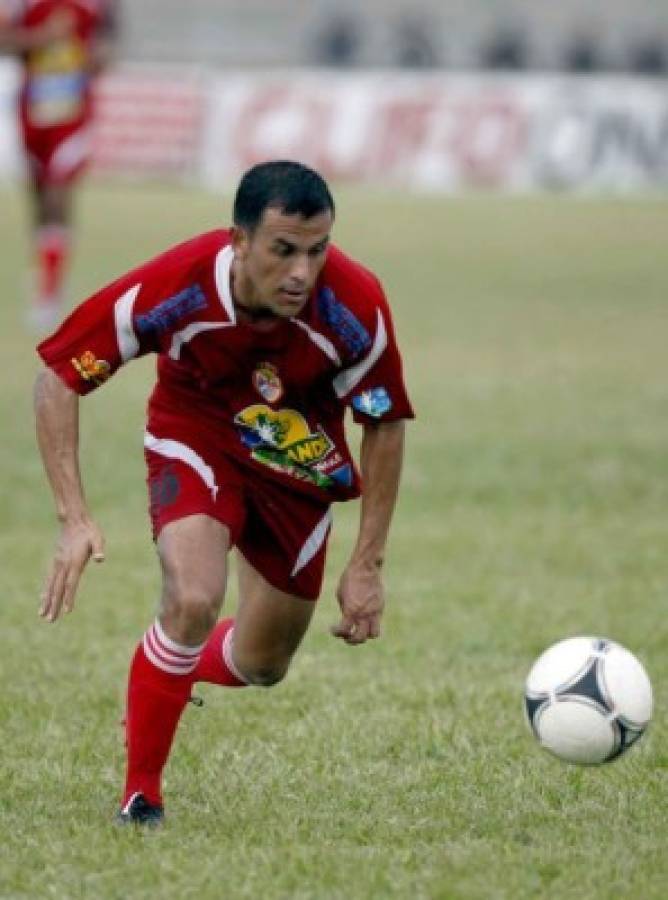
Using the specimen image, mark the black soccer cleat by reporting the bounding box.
[116,792,165,828]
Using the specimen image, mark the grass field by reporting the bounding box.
[1,181,667,899]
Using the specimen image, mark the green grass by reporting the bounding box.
[1,181,667,899]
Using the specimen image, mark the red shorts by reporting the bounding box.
[21,120,91,188]
[144,431,333,601]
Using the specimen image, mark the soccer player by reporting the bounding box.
[0,0,118,330]
[34,160,414,826]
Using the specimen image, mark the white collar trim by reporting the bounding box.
[214,245,236,323]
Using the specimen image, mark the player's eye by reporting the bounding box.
[273,242,295,258]
[309,240,329,257]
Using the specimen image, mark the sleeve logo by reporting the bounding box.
[318,287,371,357]
[351,387,392,418]
[71,350,111,385]
[135,284,207,336]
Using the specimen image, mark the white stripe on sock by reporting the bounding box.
[153,619,204,657]
[222,627,250,684]
[142,622,203,675]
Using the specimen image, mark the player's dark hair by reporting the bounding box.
[233,160,335,232]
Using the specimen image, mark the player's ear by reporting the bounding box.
[231,226,250,259]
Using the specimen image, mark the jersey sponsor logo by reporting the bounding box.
[71,349,110,384]
[135,284,207,336]
[27,36,88,124]
[317,286,371,357]
[234,404,337,488]
[252,361,283,404]
[351,387,392,418]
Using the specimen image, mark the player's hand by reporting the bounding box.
[39,519,105,623]
[331,561,385,646]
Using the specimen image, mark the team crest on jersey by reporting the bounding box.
[71,350,110,385]
[252,362,283,403]
[234,404,339,488]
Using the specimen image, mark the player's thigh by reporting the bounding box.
[146,440,245,611]
[157,514,231,634]
[232,552,315,667]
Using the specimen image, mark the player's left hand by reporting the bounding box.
[331,561,385,646]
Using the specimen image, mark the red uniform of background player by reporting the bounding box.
[34,161,414,826]
[0,0,117,329]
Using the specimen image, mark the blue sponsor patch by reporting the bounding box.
[351,387,392,418]
[136,284,207,335]
[329,464,353,487]
[318,287,371,357]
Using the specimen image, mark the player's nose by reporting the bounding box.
[287,253,310,285]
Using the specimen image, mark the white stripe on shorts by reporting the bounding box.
[144,432,219,501]
[291,509,333,577]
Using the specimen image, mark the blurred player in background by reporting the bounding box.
[34,160,413,826]
[0,0,118,330]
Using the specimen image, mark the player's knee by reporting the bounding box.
[238,659,290,688]
[162,585,221,635]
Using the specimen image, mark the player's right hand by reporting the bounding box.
[39,519,105,623]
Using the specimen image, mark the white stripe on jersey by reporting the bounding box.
[331,308,387,399]
[114,284,141,362]
[168,321,233,360]
[291,509,332,577]
[144,432,219,501]
[290,318,341,366]
[214,245,236,322]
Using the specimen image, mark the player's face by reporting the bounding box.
[232,207,333,318]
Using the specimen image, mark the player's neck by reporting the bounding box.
[230,261,282,329]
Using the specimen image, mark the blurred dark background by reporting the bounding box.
[121,0,667,75]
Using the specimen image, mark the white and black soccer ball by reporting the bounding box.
[524,636,653,765]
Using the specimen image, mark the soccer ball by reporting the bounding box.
[524,636,652,764]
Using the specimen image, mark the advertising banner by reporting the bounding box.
[1,64,666,193]
[0,60,20,181]
[201,73,668,193]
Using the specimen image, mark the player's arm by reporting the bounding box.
[88,0,119,75]
[328,265,414,646]
[333,419,406,645]
[34,368,105,623]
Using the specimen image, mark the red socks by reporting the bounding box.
[35,224,70,309]
[194,618,248,687]
[122,618,247,808]
[122,620,202,807]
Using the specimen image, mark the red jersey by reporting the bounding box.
[38,231,414,503]
[5,0,115,128]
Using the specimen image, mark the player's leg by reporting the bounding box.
[194,554,315,688]
[27,177,73,329]
[121,514,230,821]
[232,553,315,685]
[195,488,330,688]
[121,442,246,823]
[27,126,88,329]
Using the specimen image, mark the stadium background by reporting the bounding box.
[1,0,668,191]
[1,3,668,899]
